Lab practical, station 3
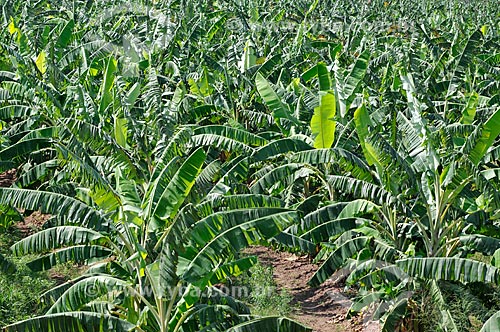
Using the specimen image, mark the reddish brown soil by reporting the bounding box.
[15,211,51,237]
[0,169,51,236]
[0,169,16,187]
[246,246,380,332]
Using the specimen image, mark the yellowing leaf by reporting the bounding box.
[481,25,488,36]
[89,67,99,76]
[35,50,48,75]
[256,56,266,64]
[8,20,17,35]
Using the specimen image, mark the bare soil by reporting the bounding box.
[0,169,16,187]
[245,246,380,332]
[0,169,51,236]
[15,211,51,237]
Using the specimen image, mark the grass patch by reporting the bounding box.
[0,255,54,326]
[0,228,82,326]
[235,262,295,317]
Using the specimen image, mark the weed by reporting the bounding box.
[235,262,294,317]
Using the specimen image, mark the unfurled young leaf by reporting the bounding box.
[311,91,336,149]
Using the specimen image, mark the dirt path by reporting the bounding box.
[245,246,379,332]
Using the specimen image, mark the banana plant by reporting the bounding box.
[2,0,500,331]
[0,137,309,332]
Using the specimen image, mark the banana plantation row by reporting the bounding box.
[1,0,500,331]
